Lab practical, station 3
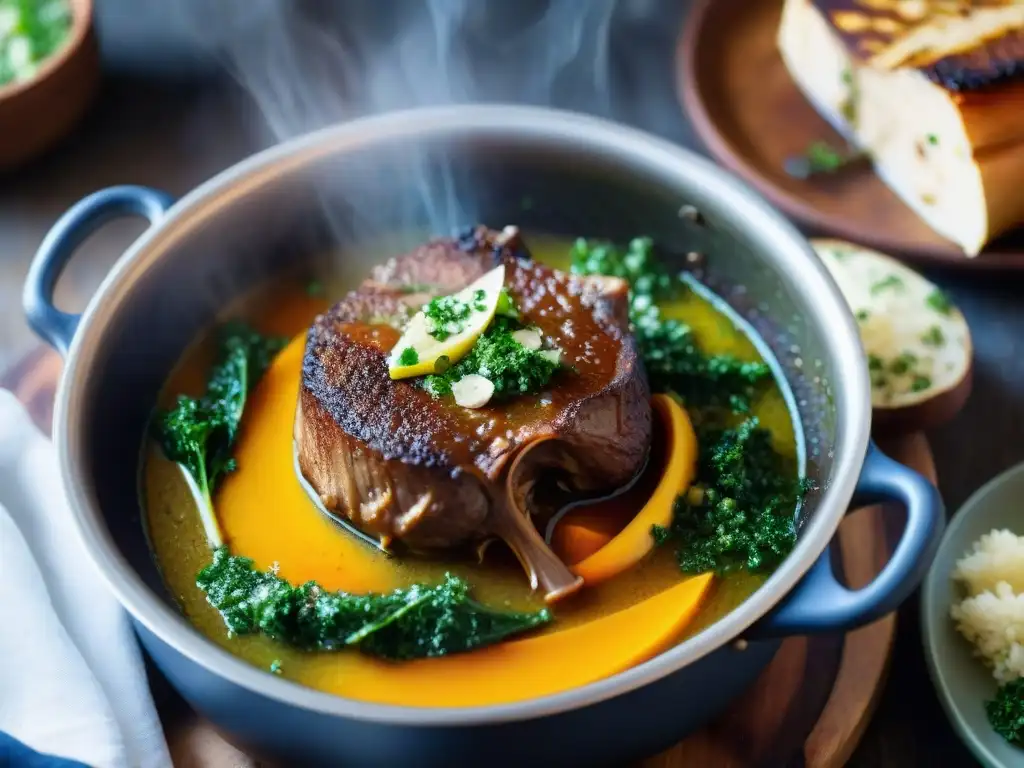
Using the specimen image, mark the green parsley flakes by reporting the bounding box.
[926,289,954,316]
[421,289,492,341]
[889,352,917,375]
[422,318,560,400]
[398,347,419,366]
[423,295,474,341]
[870,275,904,295]
[921,326,945,347]
[784,141,852,178]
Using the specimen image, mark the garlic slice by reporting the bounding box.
[511,328,543,351]
[452,374,495,409]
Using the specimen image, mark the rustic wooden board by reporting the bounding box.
[3,347,935,767]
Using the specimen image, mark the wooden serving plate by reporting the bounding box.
[677,0,1024,270]
[2,347,935,767]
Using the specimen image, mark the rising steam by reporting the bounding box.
[141,0,620,234]
[214,1,615,135]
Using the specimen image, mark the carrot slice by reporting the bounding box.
[570,395,698,585]
[551,509,631,564]
[550,394,671,565]
[335,572,714,707]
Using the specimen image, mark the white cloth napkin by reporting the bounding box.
[0,389,172,768]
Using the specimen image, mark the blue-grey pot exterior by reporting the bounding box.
[136,619,778,767]
[23,106,942,765]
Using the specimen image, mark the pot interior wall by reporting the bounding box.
[71,129,837,617]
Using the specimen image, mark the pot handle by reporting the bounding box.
[23,186,175,356]
[747,441,944,638]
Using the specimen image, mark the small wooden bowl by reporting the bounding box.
[0,0,100,170]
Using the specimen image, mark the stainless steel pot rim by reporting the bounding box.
[54,104,870,726]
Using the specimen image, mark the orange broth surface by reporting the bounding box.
[142,237,798,704]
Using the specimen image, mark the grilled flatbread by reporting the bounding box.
[779,0,1024,255]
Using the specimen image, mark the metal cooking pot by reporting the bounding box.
[22,105,943,767]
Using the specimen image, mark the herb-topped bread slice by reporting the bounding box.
[812,238,972,432]
[778,0,1024,255]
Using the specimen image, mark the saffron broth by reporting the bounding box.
[142,237,799,700]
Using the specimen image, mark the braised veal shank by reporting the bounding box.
[295,227,652,602]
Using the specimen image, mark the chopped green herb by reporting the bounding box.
[653,419,806,574]
[570,236,679,298]
[197,548,550,660]
[651,524,672,546]
[423,294,475,341]
[415,287,558,401]
[987,679,1024,746]
[423,317,560,400]
[571,237,771,413]
[870,275,904,295]
[926,289,954,315]
[921,326,945,346]
[840,67,859,124]
[868,354,884,371]
[153,323,287,548]
[633,313,770,413]
[840,97,857,124]
[855,309,870,322]
[798,141,844,173]
[473,289,487,311]
[784,141,863,179]
[0,0,73,87]
[305,279,325,297]
[890,352,917,375]
[398,347,419,366]
[872,374,888,389]
[926,133,939,146]
[910,375,931,392]
[269,659,283,675]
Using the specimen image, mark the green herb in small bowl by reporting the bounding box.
[0,0,73,87]
[0,0,99,169]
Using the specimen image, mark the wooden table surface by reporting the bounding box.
[1,1,1016,765]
